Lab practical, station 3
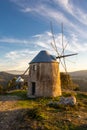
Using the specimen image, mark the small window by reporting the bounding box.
[33,65,37,71]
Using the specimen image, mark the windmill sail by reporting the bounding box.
[61,23,67,72]
[50,22,78,73]
[56,53,78,59]
[22,67,29,76]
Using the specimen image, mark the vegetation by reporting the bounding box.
[8,89,27,99]
[7,77,17,90]
[72,79,87,91]
[0,85,3,94]
[0,71,87,129]
[0,90,86,130]
[0,84,7,94]
[60,72,79,90]
[0,71,87,92]
[16,90,87,130]
[0,72,28,92]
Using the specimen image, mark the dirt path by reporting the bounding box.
[0,95,21,130]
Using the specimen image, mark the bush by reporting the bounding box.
[60,72,79,90]
[0,85,7,94]
[0,85,3,94]
[7,77,18,90]
[25,107,44,121]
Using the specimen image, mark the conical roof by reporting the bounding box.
[29,50,57,64]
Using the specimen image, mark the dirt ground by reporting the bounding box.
[0,95,21,130]
[0,93,87,130]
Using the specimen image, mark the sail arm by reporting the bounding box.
[22,67,29,76]
[56,53,78,59]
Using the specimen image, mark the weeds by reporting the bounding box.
[7,90,27,99]
[76,92,87,99]
[62,91,76,97]
[3,90,87,130]
[25,107,45,121]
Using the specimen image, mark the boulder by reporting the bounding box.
[58,96,76,106]
[48,96,76,107]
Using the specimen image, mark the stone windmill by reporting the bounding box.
[27,50,61,98]
[27,23,77,98]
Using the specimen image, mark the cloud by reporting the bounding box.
[10,0,87,41]
[2,49,38,71]
[0,0,86,72]
[55,0,87,25]
[34,31,87,53]
[9,0,70,24]
[0,58,29,71]
[5,49,38,60]
[2,31,87,55]
[21,8,33,13]
[1,31,87,72]
[0,37,29,44]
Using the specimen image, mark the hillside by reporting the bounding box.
[0,72,15,87]
[0,90,87,130]
[0,71,28,89]
[6,70,25,75]
[0,70,87,91]
[69,70,87,92]
[69,70,87,78]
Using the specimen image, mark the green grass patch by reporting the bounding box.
[76,92,87,99]
[62,91,76,97]
[7,90,27,99]
[2,90,87,130]
[25,107,46,121]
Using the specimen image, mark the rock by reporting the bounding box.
[48,96,76,108]
[58,96,76,106]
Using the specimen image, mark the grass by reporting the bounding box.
[7,89,27,99]
[5,89,87,130]
[76,92,87,99]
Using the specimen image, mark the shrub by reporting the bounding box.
[25,107,44,121]
[0,85,3,94]
[60,72,79,90]
[62,91,76,97]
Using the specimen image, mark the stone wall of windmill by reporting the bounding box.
[28,50,61,98]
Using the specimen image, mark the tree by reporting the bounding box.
[7,77,17,90]
[7,80,12,90]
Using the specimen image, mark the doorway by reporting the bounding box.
[31,82,36,95]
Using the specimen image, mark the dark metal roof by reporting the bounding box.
[29,50,57,64]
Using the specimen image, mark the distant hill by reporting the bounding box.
[6,70,25,75]
[0,71,28,88]
[6,70,87,78]
[0,72,15,87]
[69,70,87,92]
[69,70,87,78]
[0,70,87,91]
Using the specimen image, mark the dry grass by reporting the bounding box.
[0,90,87,130]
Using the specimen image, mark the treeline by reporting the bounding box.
[0,77,28,94]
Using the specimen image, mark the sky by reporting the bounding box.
[0,0,87,72]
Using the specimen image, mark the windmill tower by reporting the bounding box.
[27,23,77,98]
[28,50,61,98]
